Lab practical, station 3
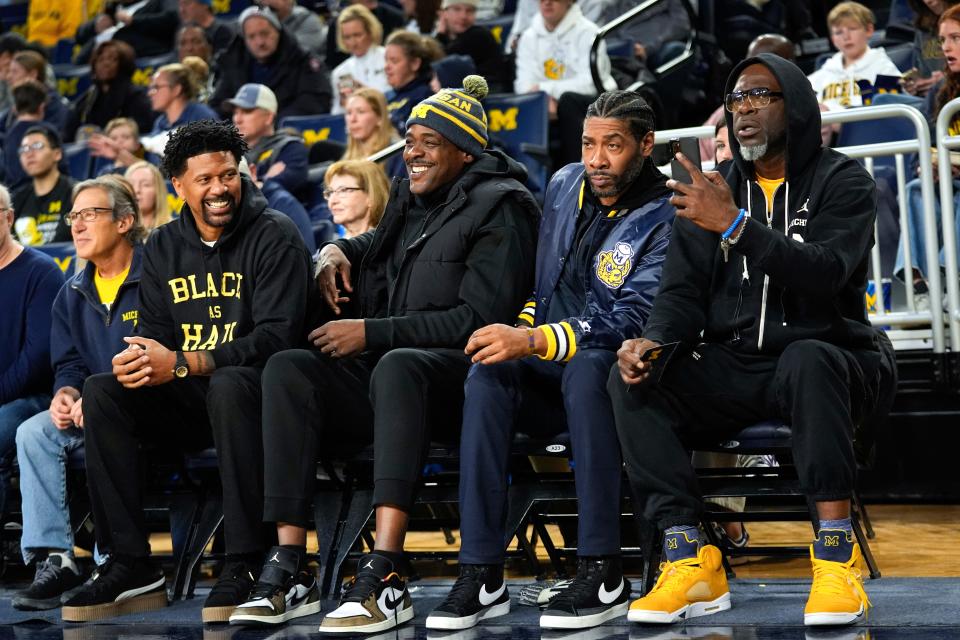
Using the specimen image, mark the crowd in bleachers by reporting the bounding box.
[0,0,957,632]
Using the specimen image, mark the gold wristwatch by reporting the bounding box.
[173,351,189,378]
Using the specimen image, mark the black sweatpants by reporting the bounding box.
[262,347,471,526]
[607,339,881,532]
[82,367,265,558]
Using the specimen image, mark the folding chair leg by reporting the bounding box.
[853,491,876,539]
[323,489,373,598]
[850,515,881,579]
[513,524,543,578]
[532,517,566,578]
[183,499,224,599]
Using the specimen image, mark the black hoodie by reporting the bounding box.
[139,176,314,369]
[333,149,540,351]
[643,53,880,355]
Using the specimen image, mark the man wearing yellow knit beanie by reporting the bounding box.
[236,76,539,634]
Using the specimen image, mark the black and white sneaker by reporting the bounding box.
[425,564,510,630]
[229,546,321,625]
[539,557,629,629]
[61,556,167,622]
[319,553,414,634]
[13,552,85,611]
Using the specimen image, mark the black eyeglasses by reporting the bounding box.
[323,186,363,199]
[65,207,114,226]
[724,87,784,113]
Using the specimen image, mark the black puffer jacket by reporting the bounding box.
[209,30,332,120]
[333,149,540,351]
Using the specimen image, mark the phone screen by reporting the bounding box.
[669,137,702,185]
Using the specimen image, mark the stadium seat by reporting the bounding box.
[52,38,76,65]
[63,142,92,181]
[132,53,178,88]
[432,54,476,89]
[54,64,93,103]
[279,113,348,147]
[886,42,915,72]
[35,242,78,277]
[835,95,920,169]
[477,14,514,48]
[483,91,551,201]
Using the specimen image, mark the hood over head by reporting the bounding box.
[723,53,822,181]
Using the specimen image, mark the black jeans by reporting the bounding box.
[608,339,881,532]
[262,347,471,526]
[82,367,265,558]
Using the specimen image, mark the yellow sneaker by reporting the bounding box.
[804,542,871,626]
[627,544,730,624]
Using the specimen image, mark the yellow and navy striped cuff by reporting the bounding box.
[517,300,536,326]
[536,322,577,362]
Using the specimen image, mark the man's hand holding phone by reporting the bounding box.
[617,338,661,385]
[668,152,741,235]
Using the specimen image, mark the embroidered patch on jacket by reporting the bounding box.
[595,242,634,289]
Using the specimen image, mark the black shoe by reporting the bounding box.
[425,564,510,630]
[12,553,85,611]
[229,546,321,626]
[61,556,167,622]
[202,559,258,623]
[540,557,630,629]
[319,552,414,634]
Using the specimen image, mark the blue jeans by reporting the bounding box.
[0,394,50,516]
[895,177,960,280]
[15,410,84,564]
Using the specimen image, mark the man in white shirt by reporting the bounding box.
[514,0,618,165]
[807,2,901,110]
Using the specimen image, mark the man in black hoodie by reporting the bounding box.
[63,120,315,624]
[609,54,891,627]
[209,6,332,120]
[228,76,538,633]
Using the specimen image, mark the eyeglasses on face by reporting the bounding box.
[148,83,172,93]
[724,87,784,113]
[18,141,49,155]
[323,186,363,199]
[65,207,114,226]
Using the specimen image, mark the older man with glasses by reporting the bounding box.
[11,127,74,247]
[609,53,894,627]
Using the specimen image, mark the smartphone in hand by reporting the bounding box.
[669,137,702,185]
[639,341,680,385]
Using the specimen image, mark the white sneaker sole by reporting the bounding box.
[230,599,322,625]
[627,592,731,624]
[540,601,629,629]
[804,604,865,626]
[319,605,414,634]
[425,600,510,630]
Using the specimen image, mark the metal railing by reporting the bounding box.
[936,97,960,349]
[368,139,404,163]
[654,103,947,353]
[589,0,697,94]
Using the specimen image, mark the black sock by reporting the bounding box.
[582,555,622,579]
[281,544,308,571]
[371,549,404,568]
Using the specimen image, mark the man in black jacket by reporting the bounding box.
[228,75,539,633]
[609,54,889,628]
[209,6,332,120]
[62,120,315,624]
